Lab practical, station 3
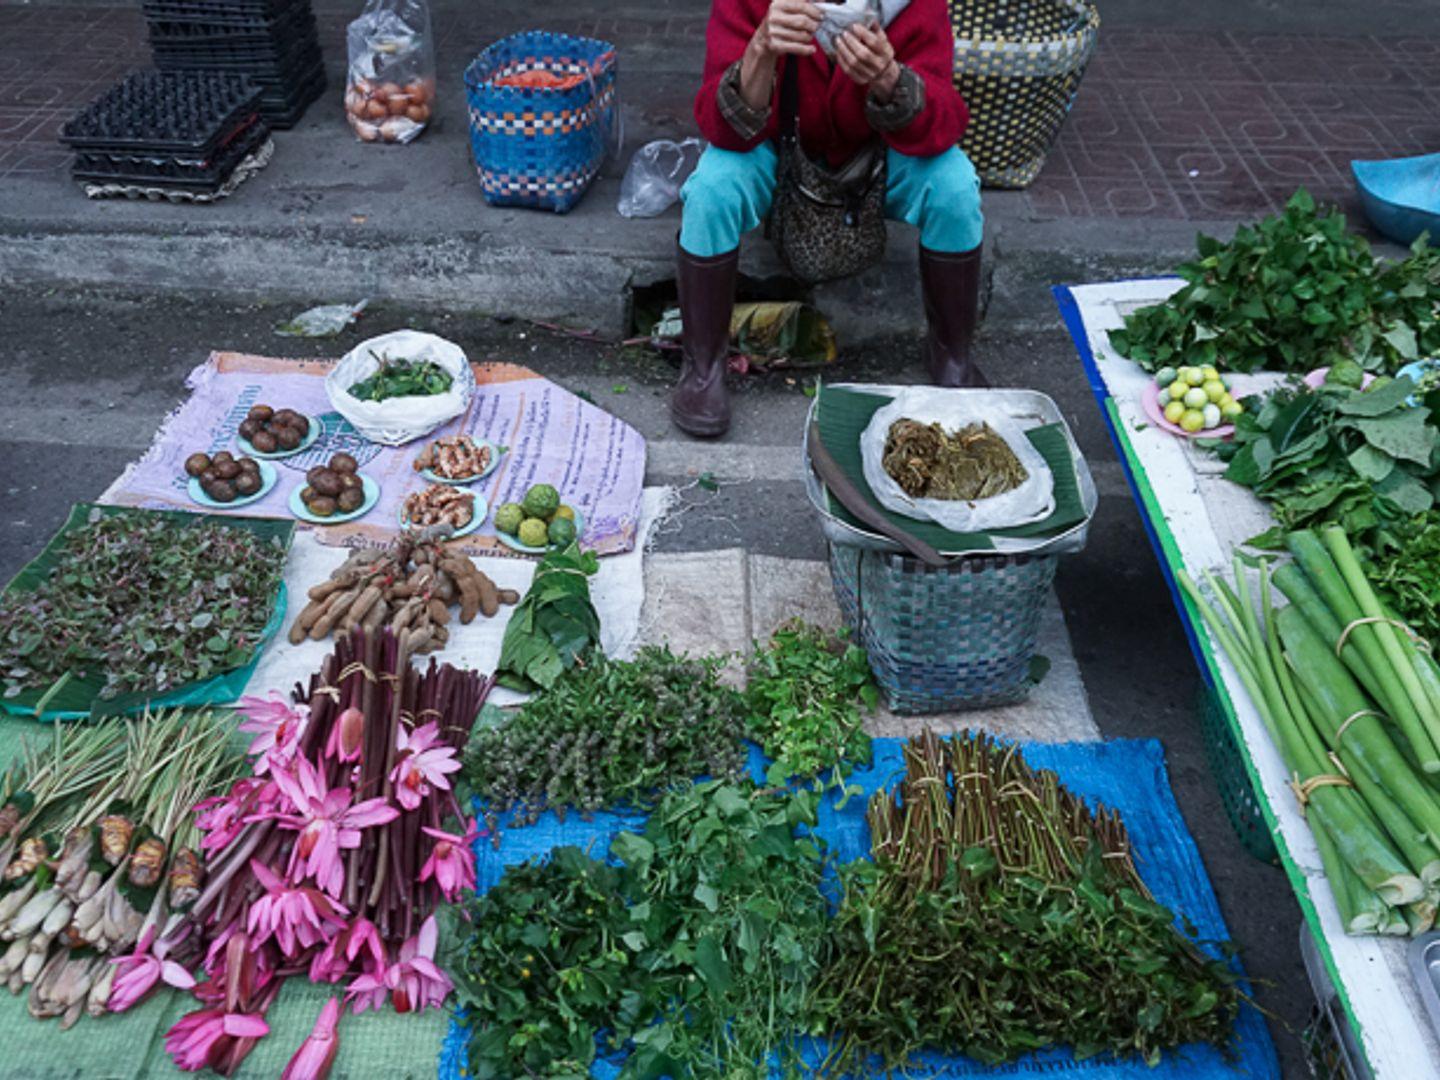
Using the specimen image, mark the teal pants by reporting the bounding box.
[679,142,983,258]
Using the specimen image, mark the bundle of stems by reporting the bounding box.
[812,730,1242,1072]
[0,710,242,1026]
[1179,525,1440,936]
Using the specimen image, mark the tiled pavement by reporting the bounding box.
[2,0,1440,223]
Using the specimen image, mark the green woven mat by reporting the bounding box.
[0,713,445,1080]
[817,386,1087,551]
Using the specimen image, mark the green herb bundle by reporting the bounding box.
[1215,376,1439,553]
[496,543,601,692]
[1109,190,1440,375]
[348,353,454,401]
[444,782,830,1079]
[745,622,876,783]
[465,647,748,828]
[0,512,288,701]
[811,730,1242,1072]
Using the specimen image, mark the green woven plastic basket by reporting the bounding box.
[828,542,1056,714]
[1197,682,1279,864]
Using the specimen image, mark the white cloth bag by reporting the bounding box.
[859,388,1055,532]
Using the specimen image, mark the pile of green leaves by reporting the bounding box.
[465,647,748,827]
[1370,518,1440,650]
[496,543,601,691]
[1109,189,1440,375]
[348,352,454,401]
[745,622,877,783]
[1214,376,1440,551]
[445,781,830,1079]
[810,731,1242,1072]
[0,512,288,700]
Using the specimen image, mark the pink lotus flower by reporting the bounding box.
[325,707,366,764]
[238,693,309,775]
[109,926,196,1013]
[195,778,278,853]
[165,1008,269,1072]
[271,757,398,897]
[343,959,390,1016]
[418,822,479,902]
[282,997,342,1080]
[310,916,385,984]
[246,860,348,958]
[389,723,461,811]
[387,915,452,1014]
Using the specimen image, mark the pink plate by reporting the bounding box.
[1304,367,1377,390]
[1141,382,1235,440]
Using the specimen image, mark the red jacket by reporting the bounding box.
[694,0,968,165]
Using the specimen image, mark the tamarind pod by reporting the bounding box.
[311,588,363,640]
[307,577,352,602]
[390,598,423,634]
[361,597,389,633]
[426,598,451,626]
[498,589,520,605]
[455,574,482,624]
[388,583,416,599]
[289,599,327,645]
[407,625,434,654]
[437,556,476,582]
[474,572,500,618]
[430,624,449,646]
[432,571,457,603]
[349,584,383,625]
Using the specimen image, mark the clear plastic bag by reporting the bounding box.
[617,137,703,218]
[345,0,436,145]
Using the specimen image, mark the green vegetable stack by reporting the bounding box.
[1109,189,1440,376]
[495,542,601,691]
[1183,527,1440,936]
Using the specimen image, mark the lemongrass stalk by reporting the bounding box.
[1320,526,1440,769]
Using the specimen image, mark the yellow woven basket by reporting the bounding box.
[950,0,1100,189]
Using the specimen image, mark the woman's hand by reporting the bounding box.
[753,0,824,58]
[835,22,901,99]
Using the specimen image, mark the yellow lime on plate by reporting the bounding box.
[1164,400,1186,424]
[1181,409,1206,433]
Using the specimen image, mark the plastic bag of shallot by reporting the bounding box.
[344,0,436,144]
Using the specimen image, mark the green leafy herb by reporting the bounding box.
[348,352,455,402]
[495,543,601,692]
[464,647,748,828]
[0,513,288,700]
[1109,189,1440,375]
[445,782,830,1079]
[745,622,877,784]
[810,731,1243,1072]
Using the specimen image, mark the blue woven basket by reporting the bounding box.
[463,31,617,213]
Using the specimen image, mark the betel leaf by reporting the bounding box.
[495,542,601,691]
[1376,469,1434,515]
[1351,409,1434,466]
[1348,444,1396,483]
[1334,376,1415,417]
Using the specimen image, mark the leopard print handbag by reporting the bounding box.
[766,61,888,285]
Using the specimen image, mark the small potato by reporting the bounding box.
[184,452,211,477]
[363,99,387,120]
[377,81,402,99]
[386,93,411,115]
[252,430,278,453]
[247,405,273,423]
[406,103,430,124]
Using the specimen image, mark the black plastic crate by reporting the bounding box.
[151,32,320,72]
[141,0,307,25]
[71,113,270,192]
[147,13,316,48]
[60,70,263,156]
[257,65,325,128]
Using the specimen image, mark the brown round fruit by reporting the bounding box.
[237,457,260,474]
[306,466,330,486]
[238,418,260,440]
[184,452,211,477]
[336,487,364,513]
[285,415,310,438]
[274,427,302,451]
[252,430,279,453]
[338,472,362,491]
[213,460,241,480]
[206,479,238,503]
[300,486,317,504]
[272,408,300,426]
[212,450,234,465]
[233,472,262,496]
[310,469,343,498]
[330,453,358,474]
[308,496,338,518]
[200,467,220,486]
[247,404,274,422]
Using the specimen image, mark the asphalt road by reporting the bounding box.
[0,285,1309,1076]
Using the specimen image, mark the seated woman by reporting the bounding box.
[674,0,985,438]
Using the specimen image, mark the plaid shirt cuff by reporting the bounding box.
[717,59,770,142]
[866,64,925,132]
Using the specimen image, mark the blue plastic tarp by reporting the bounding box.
[440,737,1280,1079]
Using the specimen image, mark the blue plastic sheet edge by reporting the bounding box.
[438,735,1280,1080]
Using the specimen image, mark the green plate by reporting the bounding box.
[0,504,293,721]
[417,439,504,485]
[400,491,488,538]
[496,509,585,555]
[237,414,321,459]
[187,458,278,509]
[289,473,380,525]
